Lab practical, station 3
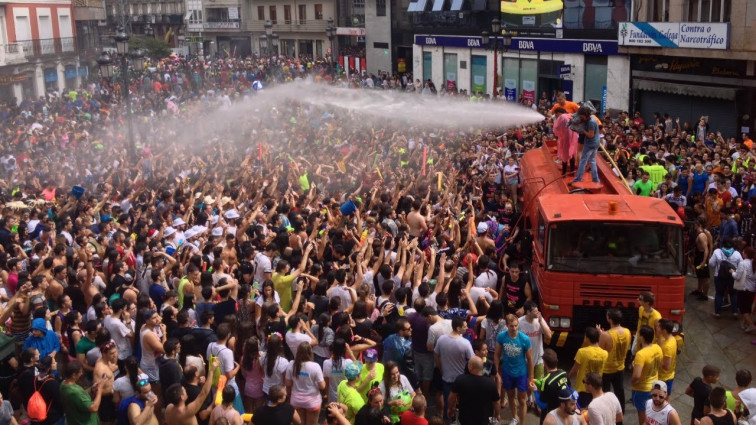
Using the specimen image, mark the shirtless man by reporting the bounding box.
[93,341,119,425]
[692,217,713,301]
[475,223,496,253]
[164,358,218,425]
[221,234,239,267]
[407,199,428,238]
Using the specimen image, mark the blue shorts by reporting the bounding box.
[631,390,650,411]
[665,379,674,395]
[502,373,528,392]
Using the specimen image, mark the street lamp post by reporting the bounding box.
[264,20,273,57]
[481,18,511,97]
[326,18,336,75]
[97,27,145,160]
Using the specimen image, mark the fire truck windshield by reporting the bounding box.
[546,222,683,276]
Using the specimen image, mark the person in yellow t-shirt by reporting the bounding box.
[631,325,663,425]
[656,318,678,396]
[272,244,314,312]
[635,291,662,350]
[598,309,631,414]
[569,327,608,408]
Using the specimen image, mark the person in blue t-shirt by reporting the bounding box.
[570,107,602,185]
[495,314,533,425]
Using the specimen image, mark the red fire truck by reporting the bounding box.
[518,139,685,350]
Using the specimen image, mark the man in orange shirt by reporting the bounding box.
[549,93,579,116]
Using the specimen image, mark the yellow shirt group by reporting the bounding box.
[637,306,662,339]
[658,335,678,381]
[632,343,663,392]
[573,345,609,393]
[604,327,631,374]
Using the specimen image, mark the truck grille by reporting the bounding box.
[572,305,640,333]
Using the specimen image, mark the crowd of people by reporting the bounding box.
[0,52,755,425]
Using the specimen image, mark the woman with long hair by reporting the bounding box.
[379,361,416,423]
[285,342,326,425]
[234,321,255,362]
[112,356,147,406]
[311,313,334,367]
[209,385,243,425]
[323,338,354,404]
[240,336,265,412]
[179,333,205,372]
[261,333,289,397]
[480,299,506,360]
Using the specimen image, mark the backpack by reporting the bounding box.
[717,257,736,285]
[400,347,419,390]
[27,376,53,422]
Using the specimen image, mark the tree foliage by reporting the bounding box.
[128,36,172,60]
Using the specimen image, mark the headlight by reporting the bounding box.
[549,317,560,328]
[672,322,681,333]
[559,317,571,329]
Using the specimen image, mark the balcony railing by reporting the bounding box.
[13,38,77,59]
[203,21,240,29]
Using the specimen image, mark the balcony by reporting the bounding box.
[203,21,241,30]
[12,38,77,59]
[245,20,329,33]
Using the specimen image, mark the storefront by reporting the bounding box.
[618,21,751,138]
[627,55,755,138]
[412,35,628,112]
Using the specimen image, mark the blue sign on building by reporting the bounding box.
[414,35,619,55]
[44,68,58,83]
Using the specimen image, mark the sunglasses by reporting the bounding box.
[137,379,150,387]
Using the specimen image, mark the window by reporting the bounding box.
[284,5,291,23]
[353,0,365,13]
[269,6,277,23]
[376,0,386,16]
[257,6,264,20]
[298,5,306,24]
[649,0,669,21]
[686,0,730,22]
[314,4,323,19]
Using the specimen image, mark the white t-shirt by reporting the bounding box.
[285,331,313,359]
[254,252,272,284]
[323,357,353,403]
[411,287,438,309]
[330,286,353,312]
[587,392,622,425]
[427,319,452,350]
[285,360,324,409]
[474,270,498,290]
[113,376,136,399]
[260,353,289,394]
[518,316,545,365]
[103,315,133,359]
[256,291,280,307]
[379,374,414,401]
[468,286,493,304]
[206,342,235,375]
[740,387,756,425]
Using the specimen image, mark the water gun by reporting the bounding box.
[241,414,253,423]
[215,375,227,405]
[360,229,368,246]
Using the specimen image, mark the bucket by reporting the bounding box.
[165,246,176,256]
[339,200,357,216]
[71,186,85,199]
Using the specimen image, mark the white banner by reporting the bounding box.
[618,22,729,50]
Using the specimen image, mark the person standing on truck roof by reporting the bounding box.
[598,309,630,415]
[569,106,602,186]
[631,325,663,425]
[568,327,608,408]
[553,107,578,176]
[692,217,714,301]
[549,93,580,117]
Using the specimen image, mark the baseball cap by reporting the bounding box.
[345,362,363,380]
[476,222,488,234]
[652,380,667,393]
[364,349,378,362]
[558,388,579,401]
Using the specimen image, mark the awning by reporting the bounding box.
[407,0,429,12]
[471,0,486,10]
[431,0,446,12]
[633,79,738,101]
[450,0,464,10]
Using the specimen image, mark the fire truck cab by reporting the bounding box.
[519,139,685,350]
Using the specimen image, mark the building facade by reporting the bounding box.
[410,0,631,113]
[104,0,184,47]
[619,0,754,137]
[0,0,81,103]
